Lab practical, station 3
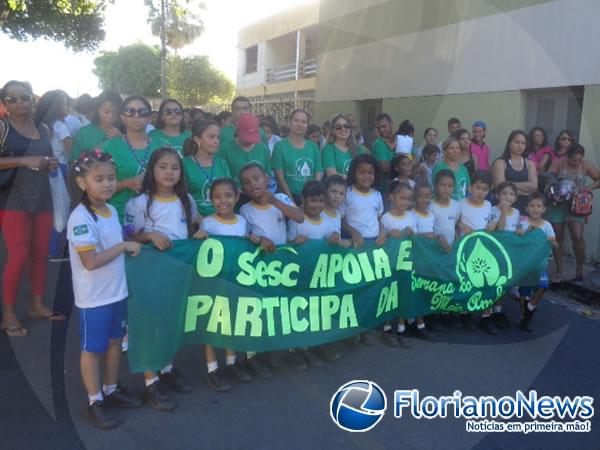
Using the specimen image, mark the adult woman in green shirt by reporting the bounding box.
[101,95,162,222]
[70,91,122,161]
[272,109,323,205]
[149,99,190,157]
[431,136,470,201]
[183,119,231,216]
[321,114,367,178]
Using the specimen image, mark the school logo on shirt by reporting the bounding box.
[456,232,513,291]
[202,180,211,203]
[295,158,314,177]
[457,179,468,197]
[73,224,89,236]
[343,159,352,174]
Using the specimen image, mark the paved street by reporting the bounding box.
[1,261,599,450]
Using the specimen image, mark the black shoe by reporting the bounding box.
[381,329,399,347]
[426,315,443,331]
[206,369,232,392]
[159,368,192,393]
[285,350,308,371]
[479,316,498,335]
[410,325,433,341]
[262,351,284,369]
[460,313,476,331]
[143,381,177,412]
[300,348,323,367]
[360,331,375,346]
[396,330,411,348]
[316,344,341,362]
[523,301,536,321]
[103,384,143,409]
[86,400,119,430]
[225,363,252,382]
[245,356,272,379]
[492,311,510,329]
[519,317,532,332]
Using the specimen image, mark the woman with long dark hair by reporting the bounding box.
[150,99,190,156]
[526,126,553,171]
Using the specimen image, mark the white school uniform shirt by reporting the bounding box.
[67,204,128,309]
[381,211,417,233]
[287,212,338,241]
[414,209,435,234]
[323,209,342,234]
[200,214,248,237]
[341,187,384,239]
[395,134,413,155]
[64,114,83,135]
[490,206,520,232]
[124,193,198,240]
[459,198,492,235]
[429,199,460,245]
[51,120,71,164]
[240,193,295,246]
[519,219,555,239]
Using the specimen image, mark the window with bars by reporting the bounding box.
[245,46,258,74]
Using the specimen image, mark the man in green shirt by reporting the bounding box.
[372,113,396,190]
[219,96,266,150]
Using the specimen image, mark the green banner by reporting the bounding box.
[126,230,549,373]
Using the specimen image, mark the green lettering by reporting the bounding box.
[290,296,309,332]
[206,295,231,335]
[395,240,413,271]
[255,261,268,288]
[267,261,282,287]
[342,254,362,284]
[236,252,256,286]
[376,286,389,317]
[373,248,392,279]
[196,239,224,277]
[309,296,320,332]
[281,263,299,287]
[310,254,329,289]
[320,295,340,331]
[184,295,213,332]
[327,253,343,287]
[234,297,262,337]
[261,297,279,337]
[280,297,291,335]
[357,253,375,282]
[339,294,358,328]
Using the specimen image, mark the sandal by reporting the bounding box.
[28,311,66,321]
[550,273,562,284]
[2,323,28,337]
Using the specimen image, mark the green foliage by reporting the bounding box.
[145,0,204,51]
[0,0,108,51]
[93,43,161,97]
[167,54,234,107]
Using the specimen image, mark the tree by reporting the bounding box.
[0,0,108,51]
[167,55,233,107]
[93,43,161,97]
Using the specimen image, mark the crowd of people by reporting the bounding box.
[1,80,599,430]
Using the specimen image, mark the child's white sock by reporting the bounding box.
[161,364,173,374]
[88,391,104,405]
[102,384,116,396]
[417,322,425,330]
[145,376,159,387]
[226,355,236,366]
[407,318,416,324]
[246,351,256,359]
[397,324,406,333]
[207,361,218,373]
[493,305,502,313]
[383,324,392,332]
[527,302,537,312]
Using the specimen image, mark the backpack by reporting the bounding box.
[570,187,593,217]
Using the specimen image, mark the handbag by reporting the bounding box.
[0,117,16,190]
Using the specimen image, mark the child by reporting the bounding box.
[415,144,438,185]
[239,162,304,375]
[199,178,253,390]
[458,170,495,334]
[323,175,351,248]
[380,181,415,347]
[341,155,386,345]
[390,154,415,188]
[124,148,200,411]
[67,151,143,430]
[518,192,558,331]
[429,170,462,329]
[431,137,470,201]
[395,119,414,156]
[487,181,520,329]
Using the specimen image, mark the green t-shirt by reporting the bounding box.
[70,123,108,161]
[431,161,470,201]
[371,138,396,162]
[321,143,367,176]
[101,136,162,222]
[182,156,231,216]
[218,139,272,186]
[149,129,191,157]
[271,138,323,195]
[219,124,267,151]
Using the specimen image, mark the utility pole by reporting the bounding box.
[160,0,168,100]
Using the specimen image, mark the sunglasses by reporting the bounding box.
[122,107,152,118]
[164,108,182,115]
[559,136,572,141]
[334,124,352,131]
[4,94,33,104]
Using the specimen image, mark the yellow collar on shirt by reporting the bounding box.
[153,195,178,203]
[92,207,112,218]
[212,214,238,224]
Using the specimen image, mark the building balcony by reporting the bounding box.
[266,57,317,84]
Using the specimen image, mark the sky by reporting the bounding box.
[0,0,313,97]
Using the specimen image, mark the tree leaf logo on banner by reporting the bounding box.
[455,232,513,290]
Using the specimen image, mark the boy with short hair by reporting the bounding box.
[470,120,491,171]
[447,117,461,135]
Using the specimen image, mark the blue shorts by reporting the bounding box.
[518,269,549,297]
[79,300,127,353]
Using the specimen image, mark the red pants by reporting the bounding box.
[1,210,53,306]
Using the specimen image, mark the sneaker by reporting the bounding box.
[206,369,232,392]
[522,301,536,321]
[86,400,119,430]
[245,356,272,379]
[381,330,399,347]
[262,351,284,369]
[360,331,375,346]
[103,384,143,409]
[411,325,433,341]
[316,344,341,362]
[285,350,308,371]
[460,313,476,331]
[492,311,510,329]
[479,316,498,335]
[396,330,411,348]
[300,348,323,367]
[143,381,176,412]
[225,363,252,382]
[426,315,443,331]
[159,368,192,393]
[121,334,128,353]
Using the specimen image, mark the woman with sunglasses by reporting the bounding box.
[0,80,65,337]
[322,114,367,178]
[70,91,123,162]
[150,99,190,157]
[100,95,161,223]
